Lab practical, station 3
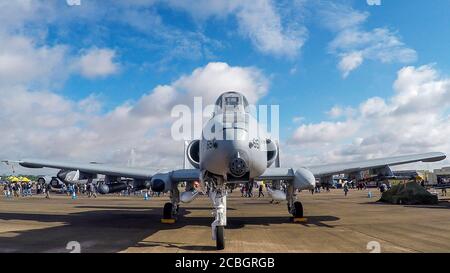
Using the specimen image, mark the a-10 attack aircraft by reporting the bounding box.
[3,92,446,250]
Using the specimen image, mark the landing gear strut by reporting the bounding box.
[210,180,227,250]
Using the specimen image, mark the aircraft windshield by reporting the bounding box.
[225,97,240,106]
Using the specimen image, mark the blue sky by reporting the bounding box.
[0,0,449,171]
[54,0,449,136]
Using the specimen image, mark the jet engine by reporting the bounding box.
[57,169,96,184]
[186,140,200,169]
[37,176,62,188]
[150,173,173,193]
[266,139,278,167]
[293,168,316,190]
[370,166,394,178]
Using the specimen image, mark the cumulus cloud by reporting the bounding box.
[327,106,356,119]
[77,48,119,79]
[0,62,269,174]
[0,32,120,86]
[286,65,450,169]
[318,2,417,77]
[291,121,358,144]
[338,52,363,78]
[0,34,68,86]
[166,0,307,57]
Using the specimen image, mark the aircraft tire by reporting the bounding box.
[293,201,303,218]
[216,226,225,250]
[163,202,173,219]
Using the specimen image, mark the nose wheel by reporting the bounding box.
[216,226,225,250]
[210,185,227,250]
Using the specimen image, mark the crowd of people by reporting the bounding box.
[2,177,447,201]
[2,181,49,198]
[1,181,96,199]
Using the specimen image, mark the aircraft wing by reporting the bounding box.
[258,152,446,180]
[2,158,154,179]
[306,152,446,178]
[2,158,200,181]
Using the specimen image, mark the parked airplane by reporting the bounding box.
[2,91,446,250]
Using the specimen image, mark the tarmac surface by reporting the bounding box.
[0,188,449,253]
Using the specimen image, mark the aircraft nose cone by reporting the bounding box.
[229,156,248,177]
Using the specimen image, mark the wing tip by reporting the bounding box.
[422,152,447,162]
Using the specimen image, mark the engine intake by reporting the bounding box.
[150,173,173,193]
[266,139,278,167]
[186,140,200,169]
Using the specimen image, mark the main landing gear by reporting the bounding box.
[161,187,180,224]
[286,183,304,221]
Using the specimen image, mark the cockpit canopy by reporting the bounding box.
[214,91,249,114]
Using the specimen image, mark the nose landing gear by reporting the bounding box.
[215,226,225,250]
[210,180,227,250]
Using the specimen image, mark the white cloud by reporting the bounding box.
[235,1,306,57]
[318,2,417,77]
[286,64,450,169]
[291,121,358,144]
[0,34,69,86]
[0,32,120,86]
[327,105,356,119]
[292,116,304,123]
[0,62,269,174]
[173,62,269,104]
[166,0,307,57]
[338,51,363,78]
[77,48,119,79]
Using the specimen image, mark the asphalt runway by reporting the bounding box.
[0,189,449,253]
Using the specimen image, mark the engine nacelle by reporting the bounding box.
[150,173,173,193]
[266,139,278,167]
[133,179,152,191]
[370,166,394,177]
[293,168,316,190]
[37,175,52,185]
[98,183,128,194]
[57,169,95,184]
[37,176,62,188]
[186,140,200,169]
